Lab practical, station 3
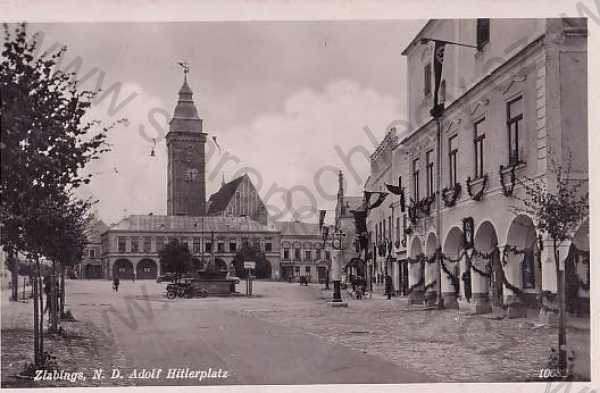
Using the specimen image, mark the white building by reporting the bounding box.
[366,18,588,317]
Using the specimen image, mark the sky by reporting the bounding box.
[26,21,425,226]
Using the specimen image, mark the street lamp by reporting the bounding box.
[330,230,346,303]
[321,225,330,290]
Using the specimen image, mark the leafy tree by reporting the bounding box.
[513,152,588,376]
[1,23,116,367]
[232,242,270,279]
[1,22,114,275]
[158,239,193,277]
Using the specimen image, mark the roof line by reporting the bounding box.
[401,20,435,56]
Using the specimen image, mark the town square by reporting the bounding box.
[0,6,594,390]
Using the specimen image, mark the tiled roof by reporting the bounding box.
[109,214,278,233]
[207,175,245,214]
[275,221,321,237]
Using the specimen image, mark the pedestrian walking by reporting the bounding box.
[113,277,120,292]
[385,274,393,300]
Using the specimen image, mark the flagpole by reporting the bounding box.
[420,37,478,49]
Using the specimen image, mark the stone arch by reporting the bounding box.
[442,226,464,307]
[113,259,134,280]
[566,217,590,315]
[505,215,538,302]
[572,217,589,251]
[472,221,501,313]
[409,236,423,258]
[136,259,158,280]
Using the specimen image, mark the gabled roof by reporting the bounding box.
[401,20,435,56]
[108,214,278,233]
[275,221,321,237]
[207,175,246,214]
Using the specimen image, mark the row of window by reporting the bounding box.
[412,95,524,198]
[116,236,273,254]
[282,248,331,262]
[372,215,408,245]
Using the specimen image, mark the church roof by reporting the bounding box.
[109,214,278,233]
[207,175,246,214]
[171,75,201,122]
[274,221,321,237]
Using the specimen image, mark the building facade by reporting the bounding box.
[276,221,333,283]
[334,171,366,282]
[80,219,109,279]
[365,18,589,316]
[365,128,407,292]
[101,215,280,280]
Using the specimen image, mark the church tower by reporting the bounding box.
[166,70,207,216]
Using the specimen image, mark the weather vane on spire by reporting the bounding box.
[177,61,190,75]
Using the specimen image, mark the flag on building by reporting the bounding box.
[431,40,446,116]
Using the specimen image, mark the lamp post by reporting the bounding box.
[321,226,330,290]
[330,230,346,303]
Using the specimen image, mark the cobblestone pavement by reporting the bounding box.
[1,288,130,388]
[224,282,591,383]
[1,280,591,386]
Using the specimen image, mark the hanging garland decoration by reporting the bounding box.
[441,183,462,207]
[406,276,424,295]
[466,174,488,201]
[440,258,460,296]
[425,252,438,265]
[469,259,491,278]
[501,244,529,266]
[417,194,436,216]
[499,164,517,197]
[404,226,414,236]
[442,252,464,264]
[407,254,425,264]
[424,279,437,292]
[408,198,418,225]
[471,246,497,260]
